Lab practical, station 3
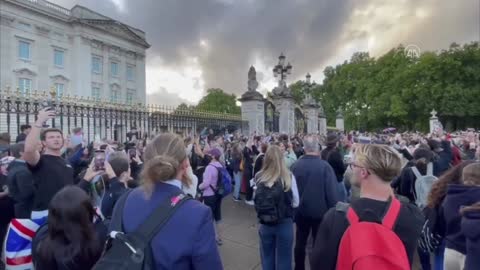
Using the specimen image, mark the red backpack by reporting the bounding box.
[336,197,410,270]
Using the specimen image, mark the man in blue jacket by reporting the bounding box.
[291,135,340,270]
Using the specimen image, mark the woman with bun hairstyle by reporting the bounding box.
[111,133,222,270]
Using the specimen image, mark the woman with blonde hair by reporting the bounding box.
[254,145,299,270]
[108,133,222,269]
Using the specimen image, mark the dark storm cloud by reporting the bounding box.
[59,0,356,96]
[57,0,479,100]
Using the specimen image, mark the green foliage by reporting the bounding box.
[292,42,480,131]
[196,88,241,114]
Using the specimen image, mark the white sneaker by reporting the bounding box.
[245,200,254,206]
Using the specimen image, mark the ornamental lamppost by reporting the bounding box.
[273,53,292,87]
[303,73,317,104]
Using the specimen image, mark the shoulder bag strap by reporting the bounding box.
[411,166,423,179]
[382,197,401,230]
[135,190,192,245]
[209,165,221,192]
[426,162,434,176]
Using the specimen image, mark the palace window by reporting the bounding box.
[54,49,64,67]
[18,78,32,95]
[19,41,31,60]
[92,56,102,74]
[111,62,119,77]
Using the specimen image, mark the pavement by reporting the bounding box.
[217,196,313,270]
[217,196,421,270]
[217,196,263,270]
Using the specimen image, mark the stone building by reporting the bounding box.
[0,0,150,104]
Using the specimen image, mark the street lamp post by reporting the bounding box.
[273,53,292,87]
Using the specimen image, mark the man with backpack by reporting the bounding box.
[310,144,424,270]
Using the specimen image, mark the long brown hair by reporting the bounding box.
[427,160,476,209]
[142,133,191,197]
[36,186,100,269]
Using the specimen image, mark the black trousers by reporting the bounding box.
[294,216,322,270]
[244,168,254,201]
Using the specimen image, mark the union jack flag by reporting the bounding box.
[2,217,47,270]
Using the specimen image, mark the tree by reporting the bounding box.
[196,88,241,114]
[308,42,480,131]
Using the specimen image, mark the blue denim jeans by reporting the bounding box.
[233,171,242,199]
[418,241,445,270]
[259,219,294,270]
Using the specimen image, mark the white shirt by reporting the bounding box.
[291,174,300,208]
[164,170,198,198]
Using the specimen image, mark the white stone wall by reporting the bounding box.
[241,100,265,135]
[273,98,295,135]
[319,117,327,135]
[0,0,148,104]
[304,107,318,134]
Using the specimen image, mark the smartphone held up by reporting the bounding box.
[94,150,106,171]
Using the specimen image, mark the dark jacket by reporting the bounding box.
[253,153,265,176]
[242,146,257,180]
[15,133,27,143]
[100,177,129,219]
[0,175,14,226]
[321,147,346,183]
[115,182,222,270]
[462,209,480,270]
[441,184,480,254]
[434,140,452,176]
[310,197,424,270]
[130,161,143,181]
[77,176,129,219]
[291,155,339,220]
[7,160,35,218]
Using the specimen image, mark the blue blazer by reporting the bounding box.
[111,182,223,270]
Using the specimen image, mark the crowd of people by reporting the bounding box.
[0,106,479,270]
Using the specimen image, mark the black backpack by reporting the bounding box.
[254,180,291,225]
[92,189,191,270]
[418,205,443,253]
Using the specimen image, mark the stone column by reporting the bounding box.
[304,107,319,134]
[273,96,295,135]
[336,110,344,131]
[239,83,265,135]
[429,109,440,134]
[240,98,265,135]
[319,113,327,135]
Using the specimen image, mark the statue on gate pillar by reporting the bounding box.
[239,66,265,135]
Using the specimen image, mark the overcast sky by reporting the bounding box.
[55,0,479,106]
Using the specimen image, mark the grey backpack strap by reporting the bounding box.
[426,163,434,176]
[411,166,423,179]
[335,202,350,213]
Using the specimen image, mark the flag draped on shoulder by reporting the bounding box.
[3,217,47,270]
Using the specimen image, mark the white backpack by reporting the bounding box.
[411,162,438,209]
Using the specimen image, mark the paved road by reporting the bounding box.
[217,197,262,270]
[217,196,421,270]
